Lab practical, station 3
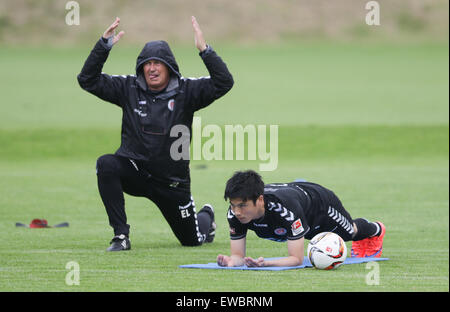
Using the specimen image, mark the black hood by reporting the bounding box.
[135,40,181,78]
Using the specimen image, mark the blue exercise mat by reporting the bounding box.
[179,257,389,271]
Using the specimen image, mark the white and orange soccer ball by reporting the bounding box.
[307,232,347,270]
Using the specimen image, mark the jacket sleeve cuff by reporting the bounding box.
[99,36,114,50]
[199,45,214,58]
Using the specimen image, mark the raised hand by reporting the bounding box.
[191,16,207,52]
[102,17,125,45]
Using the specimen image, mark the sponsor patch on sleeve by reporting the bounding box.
[291,218,304,236]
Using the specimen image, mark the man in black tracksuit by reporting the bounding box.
[77,17,233,251]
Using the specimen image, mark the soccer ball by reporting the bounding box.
[307,232,347,270]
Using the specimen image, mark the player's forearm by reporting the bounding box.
[264,256,303,267]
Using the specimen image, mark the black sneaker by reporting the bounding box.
[106,234,131,252]
[200,204,216,243]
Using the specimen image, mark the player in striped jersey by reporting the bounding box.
[217,170,385,267]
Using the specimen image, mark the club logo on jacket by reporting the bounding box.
[168,99,175,111]
[274,228,287,235]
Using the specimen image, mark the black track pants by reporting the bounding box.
[96,154,211,246]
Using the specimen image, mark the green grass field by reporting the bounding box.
[0,41,448,292]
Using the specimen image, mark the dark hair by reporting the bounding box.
[224,170,265,204]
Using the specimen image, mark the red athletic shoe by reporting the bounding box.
[365,222,386,258]
[351,239,367,258]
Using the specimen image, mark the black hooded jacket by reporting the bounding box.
[77,38,234,185]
